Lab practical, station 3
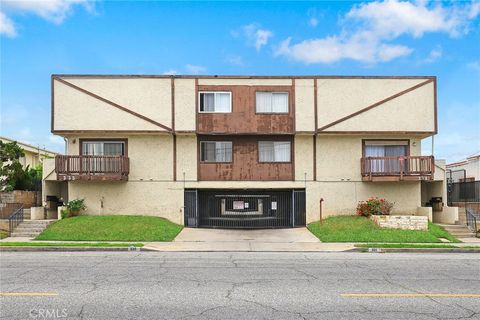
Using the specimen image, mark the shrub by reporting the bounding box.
[64,199,87,218]
[356,197,394,217]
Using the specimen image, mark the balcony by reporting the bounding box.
[361,156,434,182]
[55,155,129,181]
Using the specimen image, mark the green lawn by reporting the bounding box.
[307,215,460,243]
[36,215,183,241]
[0,242,144,247]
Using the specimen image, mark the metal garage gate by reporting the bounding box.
[184,189,306,228]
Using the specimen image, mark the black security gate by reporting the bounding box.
[184,189,306,228]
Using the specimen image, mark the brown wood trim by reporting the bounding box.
[54,74,437,80]
[173,135,177,181]
[292,79,296,134]
[195,78,199,132]
[53,77,173,132]
[53,130,172,134]
[171,77,175,131]
[361,139,410,158]
[79,138,128,156]
[196,137,200,181]
[313,135,317,181]
[314,79,318,131]
[195,132,295,136]
[434,77,438,134]
[51,76,54,133]
[317,131,435,135]
[317,78,434,132]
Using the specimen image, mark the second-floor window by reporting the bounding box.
[256,92,289,113]
[82,141,125,156]
[200,141,232,162]
[364,141,408,158]
[199,92,231,113]
[258,141,291,162]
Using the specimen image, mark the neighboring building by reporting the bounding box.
[43,75,446,227]
[0,136,57,169]
[446,153,480,182]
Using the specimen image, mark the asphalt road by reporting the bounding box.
[0,252,479,320]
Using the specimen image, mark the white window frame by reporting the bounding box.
[255,91,289,114]
[200,141,233,163]
[258,141,291,163]
[198,91,232,113]
[81,140,126,156]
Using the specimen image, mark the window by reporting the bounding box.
[258,141,291,162]
[199,92,231,113]
[364,141,408,158]
[200,141,232,162]
[82,141,125,156]
[256,92,288,113]
[364,140,408,174]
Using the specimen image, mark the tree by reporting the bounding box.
[1,141,43,192]
[0,141,25,192]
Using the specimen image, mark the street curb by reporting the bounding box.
[352,248,480,253]
[0,246,154,252]
[1,246,479,253]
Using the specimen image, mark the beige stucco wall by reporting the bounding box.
[46,133,426,224]
[174,79,196,131]
[65,179,421,224]
[54,79,170,132]
[317,79,435,132]
[294,79,315,132]
[294,135,314,181]
[176,134,197,181]
[65,135,174,181]
[316,135,422,181]
[68,181,184,224]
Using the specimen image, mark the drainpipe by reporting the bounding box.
[63,137,68,155]
[319,198,324,225]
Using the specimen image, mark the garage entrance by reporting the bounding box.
[184,189,306,228]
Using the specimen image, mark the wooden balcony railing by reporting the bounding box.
[361,156,434,182]
[55,155,129,181]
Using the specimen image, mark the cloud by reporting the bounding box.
[238,23,273,51]
[467,60,480,71]
[0,11,16,37]
[276,0,480,64]
[225,55,244,66]
[307,8,320,28]
[423,47,442,64]
[161,69,178,75]
[185,64,207,74]
[1,0,94,37]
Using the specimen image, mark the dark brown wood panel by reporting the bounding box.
[197,85,294,134]
[198,135,293,181]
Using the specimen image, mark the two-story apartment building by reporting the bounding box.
[43,75,443,228]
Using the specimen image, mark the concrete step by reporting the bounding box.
[10,232,42,237]
[13,227,47,233]
[9,220,55,238]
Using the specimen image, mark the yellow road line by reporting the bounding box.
[341,293,480,297]
[0,292,58,297]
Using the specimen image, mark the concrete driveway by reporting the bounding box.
[144,228,355,252]
[174,227,320,243]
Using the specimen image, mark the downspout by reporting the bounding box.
[63,137,68,155]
